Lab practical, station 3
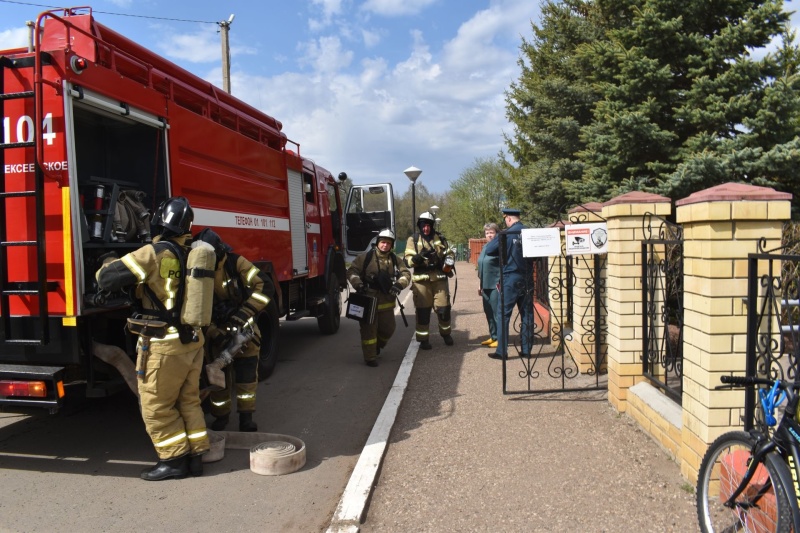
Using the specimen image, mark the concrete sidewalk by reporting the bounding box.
[331,262,699,532]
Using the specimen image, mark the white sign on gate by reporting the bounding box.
[521,227,561,258]
[565,222,608,255]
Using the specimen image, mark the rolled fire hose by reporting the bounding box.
[203,430,306,475]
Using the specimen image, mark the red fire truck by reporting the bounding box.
[0,7,395,412]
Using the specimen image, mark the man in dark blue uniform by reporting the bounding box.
[483,208,533,359]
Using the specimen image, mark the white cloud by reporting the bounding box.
[361,0,439,17]
[362,28,382,48]
[1,27,30,49]
[105,0,134,7]
[309,0,345,30]
[204,0,538,192]
[298,36,354,74]
[311,0,345,19]
[392,30,441,82]
[155,27,219,64]
[152,25,257,65]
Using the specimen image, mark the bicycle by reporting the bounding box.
[696,375,800,532]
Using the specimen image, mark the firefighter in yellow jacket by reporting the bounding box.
[404,212,455,350]
[96,196,210,481]
[194,228,272,432]
[346,229,411,366]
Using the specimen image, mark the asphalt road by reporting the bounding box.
[0,264,702,533]
[0,289,414,533]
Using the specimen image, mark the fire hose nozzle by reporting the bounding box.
[205,325,255,389]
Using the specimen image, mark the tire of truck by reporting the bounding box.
[257,300,280,380]
[317,272,342,335]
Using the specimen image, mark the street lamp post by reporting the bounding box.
[404,166,422,228]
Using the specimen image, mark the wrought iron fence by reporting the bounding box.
[743,223,800,431]
[641,213,684,403]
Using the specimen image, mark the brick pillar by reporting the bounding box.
[677,182,791,482]
[564,203,607,373]
[602,192,672,412]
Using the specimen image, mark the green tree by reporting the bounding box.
[439,157,508,244]
[504,0,604,224]
[505,0,800,218]
[394,182,442,242]
[575,0,800,214]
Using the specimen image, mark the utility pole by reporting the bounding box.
[26,21,35,52]
[218,14,234,94]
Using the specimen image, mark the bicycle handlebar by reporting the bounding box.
[720,375,776,387]
[720,374,800,394]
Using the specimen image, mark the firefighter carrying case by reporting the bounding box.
[345,292,377,323]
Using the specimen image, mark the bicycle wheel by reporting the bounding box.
[696,431,794,532]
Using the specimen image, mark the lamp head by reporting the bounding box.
[404,166,422,183]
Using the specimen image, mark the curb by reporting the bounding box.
[326,291,417,533]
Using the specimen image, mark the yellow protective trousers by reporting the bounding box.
[411,278,451,341]
[209,341,259,417]
[138,342,210,460]
[359,299,397,361]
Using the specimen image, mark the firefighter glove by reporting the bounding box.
[389,282,403,296]
[356,283,367,294]
[421,249,438,266]
[411,254,424,266]
[226,309,250,331]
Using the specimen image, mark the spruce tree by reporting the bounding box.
[504,0,603,224]
[576,0,800,213]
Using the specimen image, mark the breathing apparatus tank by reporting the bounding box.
[182,240,216,327]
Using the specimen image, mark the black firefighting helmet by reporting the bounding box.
[194,227,231,263]
[417,211,435,232]
[152,196,193,238]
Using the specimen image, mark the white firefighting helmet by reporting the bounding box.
[376,228,395,245]
[417,212,435,232]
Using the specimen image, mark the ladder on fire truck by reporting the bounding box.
[0,55,51,345]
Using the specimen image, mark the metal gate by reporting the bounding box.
[641,213,684,403]
[500,209,608,394]
[742,237,800,431]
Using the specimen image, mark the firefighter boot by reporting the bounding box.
[210,414,229,431]
[189,454,204,477]
[140,455,189,481]
[239,412,258,432]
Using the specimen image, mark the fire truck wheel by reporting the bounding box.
[258,300,280,380]
[317,272,342,335]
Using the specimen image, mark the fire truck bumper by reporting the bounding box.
[0,364,65,413]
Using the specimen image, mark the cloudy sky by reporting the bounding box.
[1,0,542,194]
[2,1,797,195]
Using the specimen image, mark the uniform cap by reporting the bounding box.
[501,208,521,217]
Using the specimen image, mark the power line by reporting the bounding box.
[0,0,218,24]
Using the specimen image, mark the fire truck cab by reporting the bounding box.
[0,7,395,412]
